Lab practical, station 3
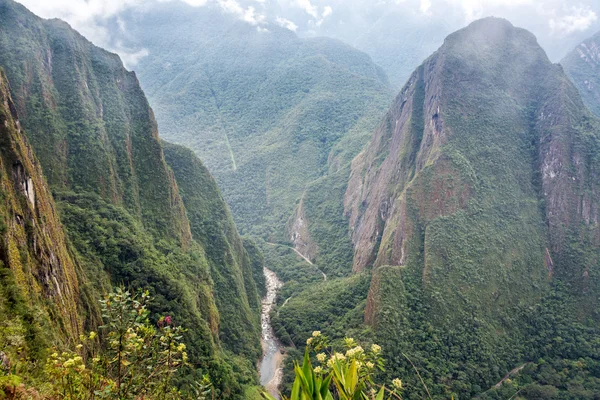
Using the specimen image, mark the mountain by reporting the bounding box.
[273,18,600,398]
[0,0,264,396]
[116,2,394,254]
[562,31,600,117]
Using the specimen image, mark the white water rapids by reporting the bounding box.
[259,267,284,398]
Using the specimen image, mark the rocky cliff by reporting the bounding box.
[0,68,85,363]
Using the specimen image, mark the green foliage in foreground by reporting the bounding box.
[264,333,403,400]
[1,288,213,399]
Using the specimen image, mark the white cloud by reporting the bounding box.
[276,16,299,31]
[322,5,332,18]
[217,0,266,25]
[181,0,209,6]
[420,0,431,15]
[118,47,150,66]
[549,5,598,36]
[294,0,318,18]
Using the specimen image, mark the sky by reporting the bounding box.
[16,0,600,68]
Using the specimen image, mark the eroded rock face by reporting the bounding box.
[0,70,82,339]
[347,18,600,326]
[287,198,317,262]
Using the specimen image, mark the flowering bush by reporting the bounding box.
[44,287,208,400]
[265,331,403,400]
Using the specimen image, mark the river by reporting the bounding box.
[259,267,284,398]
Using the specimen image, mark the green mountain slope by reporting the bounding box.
[0,1,263,396]
[338,17,600,397]
[118,2,393,251]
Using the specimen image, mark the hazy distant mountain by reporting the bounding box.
[119,1,394,249]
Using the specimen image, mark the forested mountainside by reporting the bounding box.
[562,31,600,118]
[272,18,600,399]
[0,0,264,397]
[117,2,394,255]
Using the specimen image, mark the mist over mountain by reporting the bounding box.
[17,0,600,88]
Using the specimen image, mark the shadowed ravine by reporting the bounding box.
[259,268,284,398]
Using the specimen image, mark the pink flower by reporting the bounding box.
[165,316,172,325]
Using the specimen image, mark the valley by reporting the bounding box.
[0,1,599,399]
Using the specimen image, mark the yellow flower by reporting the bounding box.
[306,337,313,345]
[345,346,364,358]
[89,331,97,340]
[76,344,83,350]
[316,353,326,363]
[392,378,403,389]
[371,344,381,354]
[177,343,186,352]
[312,331,321,337]
[314,366,323,374]
[92,357,100,363]
[366,361,375,369]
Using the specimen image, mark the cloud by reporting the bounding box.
[294,0,318,19]
[181,0,209,5]
[322,6,332,18]
[118,46,150,66]
[218,0,266,25]
[276,16,299,31]
[549,5,598,36]
[420,0,431,15]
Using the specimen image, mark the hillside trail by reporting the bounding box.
[265,242,327,280]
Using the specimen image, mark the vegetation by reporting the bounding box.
[264,332,403,400]
[1,288,215,399]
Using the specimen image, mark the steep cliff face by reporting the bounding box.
[0,69,83,361]
[162,142,262,359]
[342,18,600,396]
[0,0,191,245]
